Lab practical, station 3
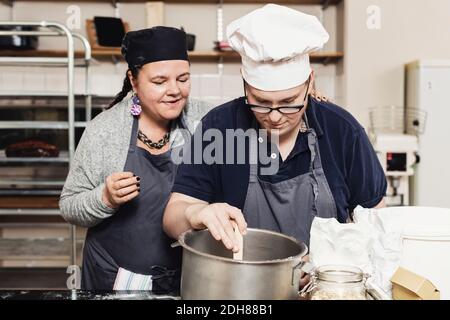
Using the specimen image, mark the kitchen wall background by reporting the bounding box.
[0,1,340,120]
[343,0,450,127]
[2,1,450,129]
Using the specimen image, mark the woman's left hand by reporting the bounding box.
[299,254,311,289]
[310,89,330,102]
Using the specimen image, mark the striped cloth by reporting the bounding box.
[113,267,153,290]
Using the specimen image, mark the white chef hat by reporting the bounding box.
[226,4,329,91]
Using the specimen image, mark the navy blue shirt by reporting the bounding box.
[172,96,387,222]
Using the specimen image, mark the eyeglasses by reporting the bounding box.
[244,78,310,115]
[246,104,305,114]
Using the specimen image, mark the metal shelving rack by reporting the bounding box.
[0,21,92,270]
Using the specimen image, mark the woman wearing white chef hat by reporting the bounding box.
[164,4,387,257]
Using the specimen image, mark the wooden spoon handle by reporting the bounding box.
[231,220,243,261]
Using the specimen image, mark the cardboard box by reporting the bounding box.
[390,267,440,300]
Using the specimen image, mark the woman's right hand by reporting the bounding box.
[186,202,247,252]
[102,172,140,209]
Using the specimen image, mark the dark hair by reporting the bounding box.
[107,66,141,109]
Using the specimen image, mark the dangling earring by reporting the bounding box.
[130,92,142,116]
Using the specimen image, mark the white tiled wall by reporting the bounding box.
[0,68,24,92]
[0,63,337,106]
[0,63,127,97]
[23,72,46,92]
[0,63,245,103]
[189,73,243,108]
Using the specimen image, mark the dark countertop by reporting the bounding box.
[0,290,180,300]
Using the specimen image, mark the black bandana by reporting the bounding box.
[121,26,189,69]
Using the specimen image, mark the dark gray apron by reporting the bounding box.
[81,117,181,293]
[243,116,338,246]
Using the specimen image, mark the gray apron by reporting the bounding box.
[243,116,338,246]
[81,116,181,293]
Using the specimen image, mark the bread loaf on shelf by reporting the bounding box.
[5,140,59,157]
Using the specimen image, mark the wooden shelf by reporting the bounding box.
[0,50,89,59]
[308,51,344,64]
[0,196,60,209]
[188,50,344,64]
[0,49,343,64]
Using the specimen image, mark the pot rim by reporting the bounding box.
[177,228,308,265]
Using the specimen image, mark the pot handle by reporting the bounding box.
[170,241,181,248]
[291,261,315,287]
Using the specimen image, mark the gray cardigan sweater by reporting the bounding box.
[59,94,213,228]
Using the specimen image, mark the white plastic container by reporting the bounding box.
[373,206,450,299]
[401,225,450,300]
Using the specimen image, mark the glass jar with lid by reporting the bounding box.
[308,265,368,300]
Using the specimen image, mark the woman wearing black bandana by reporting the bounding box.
[59,27,213,293]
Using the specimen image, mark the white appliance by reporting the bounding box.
[368,105,422,206]
[406,60,450,208]
[370,133,419,206]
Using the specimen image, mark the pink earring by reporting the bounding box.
[130,92,142,116]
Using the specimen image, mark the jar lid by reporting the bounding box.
[315,265,365,283]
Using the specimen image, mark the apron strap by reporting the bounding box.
[306,129,320,202]
[307,128,324,171]
[304,113,325,203]
[249,129,259,183]
[128,116,139,153]
[303,109,324,172]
